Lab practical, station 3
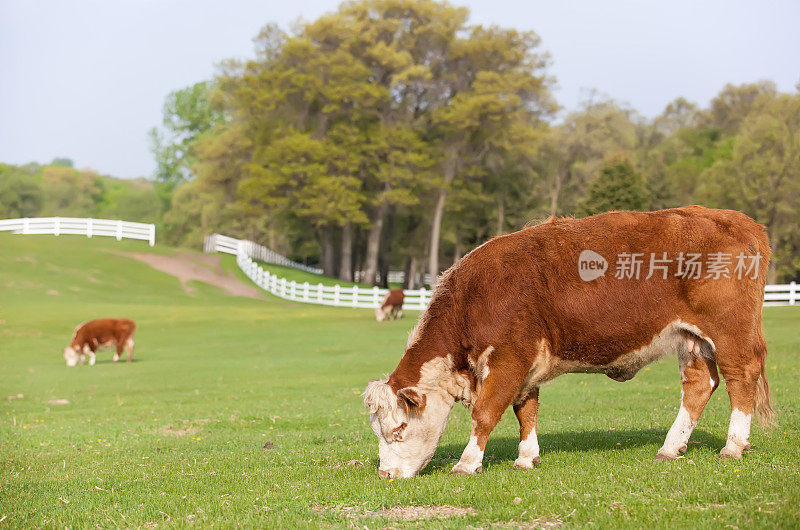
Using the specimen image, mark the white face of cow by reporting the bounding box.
[374,308,388,322]
[363,379,454,478]
[63,346,80,367]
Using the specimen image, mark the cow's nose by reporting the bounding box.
[378,469,392,479]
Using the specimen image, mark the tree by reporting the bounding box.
[702,80,777,136]
[425,24,555,285]
[532,97,640,218]
[0,165,43,217]
[50,157,74,168]
[577,153,651,216]
[698,92,800,282]
[149,81,223,207]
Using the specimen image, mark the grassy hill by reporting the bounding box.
[1,233,798,527]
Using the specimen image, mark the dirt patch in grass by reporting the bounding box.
[117,251,262,299]
[157,419,213,437]
[314,503,477,521]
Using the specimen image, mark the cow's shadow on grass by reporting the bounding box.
[422,428,726,474]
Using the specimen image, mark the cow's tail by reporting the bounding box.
[753,333,777,428]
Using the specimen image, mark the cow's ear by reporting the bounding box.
[397,387,426,414]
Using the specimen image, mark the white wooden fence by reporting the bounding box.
[204,233,322,274]
[0,217,155,246]
[205,234,431,310]
[764,282,798,306]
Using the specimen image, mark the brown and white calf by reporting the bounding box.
[375,288,405,322]
[63,318,136,367]
[364,206,775,478]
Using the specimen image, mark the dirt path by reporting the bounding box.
[117,251,263,299]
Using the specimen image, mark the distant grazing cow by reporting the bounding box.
[375,288,404,322]
[364,207,775,478]
[64,318,136,367]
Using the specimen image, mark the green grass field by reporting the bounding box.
[1,233,798,528]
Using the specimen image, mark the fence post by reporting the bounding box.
[54,217,60,236]
[23,218,29,234]
[334,284,340,306]
[87,218,93,238]
[303,282,309,301]
[790,281,797,305]
[352,285,358,307]
[419,287,427,309]
[372,286,379,307]
[149,224,155,246]
[317,283,323,303]
[116,220,123,241]
[281,278,287,297]
[290,280,297,300]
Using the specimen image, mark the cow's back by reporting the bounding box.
[74,318,136,345]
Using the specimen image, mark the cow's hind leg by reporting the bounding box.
[655,353,719,461]
[451,348,526,475]
[717,341,763,460]
[125,338,134,362]
[513,388,540,470]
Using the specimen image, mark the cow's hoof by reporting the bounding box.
[450,464,482,475]
[653,452,679,462]
[513,456,540,470]
[718,448,743,461]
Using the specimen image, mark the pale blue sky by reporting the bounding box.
[1,0,798,178]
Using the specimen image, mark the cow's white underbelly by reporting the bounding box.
[516,320,714,401]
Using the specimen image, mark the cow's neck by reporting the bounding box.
[387,313,474,403]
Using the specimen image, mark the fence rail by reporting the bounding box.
[204,233,322,274]
[764,282,798,306]
[0,217,155,246]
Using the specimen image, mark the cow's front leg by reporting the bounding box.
[513,388,540,469]
[88,351,96,366]
[451,350,525,475]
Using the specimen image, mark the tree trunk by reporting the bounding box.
[364,201,389,286]
[549,168,565,216]
[428,148,458,289]
[339,223,353,282]
[319,227,336,277]
[402,255,412,289]
[351,225,362,283]
[767,227,778,284]
[407,256,419,289]
[453,231,462,263]
[378,207,396,288]
[496,196,505,236]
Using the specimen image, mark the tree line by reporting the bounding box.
[0,159,161,223]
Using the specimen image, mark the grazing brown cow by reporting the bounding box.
[63,318,136,367]
[364,206,774,478]
[375,288,405,322]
